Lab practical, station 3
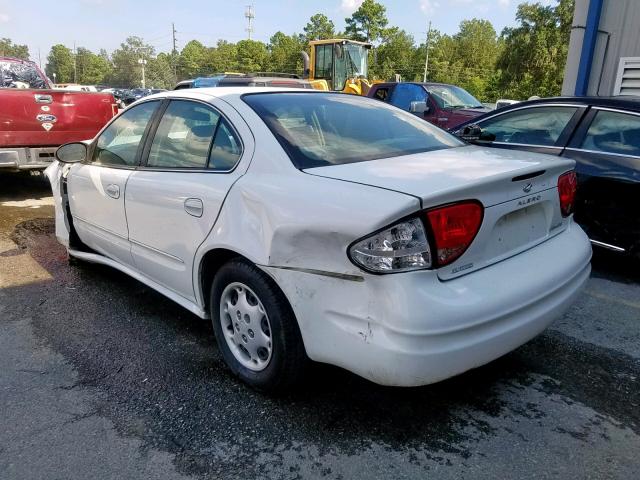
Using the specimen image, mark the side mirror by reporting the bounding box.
[56,142,87,163]
[456,124,495,142]
[410,100,430,115]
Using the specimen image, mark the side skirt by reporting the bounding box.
[68,248,209,319]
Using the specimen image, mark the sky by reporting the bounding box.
[0,0,554,65]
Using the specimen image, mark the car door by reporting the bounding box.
[562,107,640,252]
[124,98,253,301]
[67,100,160,266]
[459,104,584,156]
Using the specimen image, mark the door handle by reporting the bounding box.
[34,94,53,104]
[105,184,120,199]
[184,198,203,217]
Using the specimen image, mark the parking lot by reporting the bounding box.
[0,172,638,479]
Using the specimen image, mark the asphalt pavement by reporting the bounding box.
[1,173,639,480]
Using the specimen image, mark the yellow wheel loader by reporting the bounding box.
[301,39,376,95]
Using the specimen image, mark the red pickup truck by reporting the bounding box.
[0,57,117,172]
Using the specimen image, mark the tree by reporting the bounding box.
[147,53,176,89]
[344,0,389,43]
[75,47,112,85]
[495,0,574,99]
[109,36,154,88]
[303,14,335,41]
[45,44,74,83]
[267,32,305,74]
[372,28,417,81]
[178,40,207,79]
[235,40,268,73]
[0,38,29,59]
[200,40,238,75]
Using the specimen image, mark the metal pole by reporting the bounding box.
[423,21,431,83]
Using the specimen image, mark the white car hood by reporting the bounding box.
[305,145,575,208]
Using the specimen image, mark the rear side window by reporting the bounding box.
[146,100,242,170]
[93,101,158,167]
[243,92,463,169]
[478,106,577,146]
[581,110,640,157]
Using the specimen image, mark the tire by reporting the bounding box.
[210,258,308,392]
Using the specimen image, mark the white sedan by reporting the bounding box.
[46,88,591,391]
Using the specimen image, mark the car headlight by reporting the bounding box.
[348,218,432,273]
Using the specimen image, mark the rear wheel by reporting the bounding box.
[210,259,308,392]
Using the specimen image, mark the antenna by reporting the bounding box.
[245,5,255,40]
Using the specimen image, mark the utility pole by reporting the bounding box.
[73,41,77,83]
[245,5,255,40]
[423,21,431,83]
[138,58,147,88]
[172,23,178,83]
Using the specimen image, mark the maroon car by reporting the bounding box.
[367,82,490,130]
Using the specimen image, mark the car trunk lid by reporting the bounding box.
[306,145,576,279]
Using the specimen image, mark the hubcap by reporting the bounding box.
[219,282,272,371]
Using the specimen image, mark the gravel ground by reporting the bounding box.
[1,173,638,480]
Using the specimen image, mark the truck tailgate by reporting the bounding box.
[0,89,116,147]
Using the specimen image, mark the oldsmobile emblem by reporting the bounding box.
[523,182,533,193]
[36,113,57,123]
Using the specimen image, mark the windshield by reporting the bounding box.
[243,92,463,169]
[334,43,368,92]
[428,85,483,109]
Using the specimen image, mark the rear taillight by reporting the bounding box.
[558,170,577,217]
[426,201,483,266]
[348,201,483,274]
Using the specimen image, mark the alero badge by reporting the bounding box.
[41,122,54,131]
[36,113,57,123]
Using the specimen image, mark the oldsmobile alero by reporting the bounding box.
[46,88,592,391]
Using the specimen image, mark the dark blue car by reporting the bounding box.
[453,96,640,259]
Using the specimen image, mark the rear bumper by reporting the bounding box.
[0,147,57,171]
[263,221,592,386]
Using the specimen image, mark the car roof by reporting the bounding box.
[453,95,640,130]
[143,86,332,103]
[372,81,461,89]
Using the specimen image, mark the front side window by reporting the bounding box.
[243,92,463,169]
[581,110,640,157]
[146,100,242,170]
[93,101,158,167]
[478,106,577,146]
[390,84,427,112]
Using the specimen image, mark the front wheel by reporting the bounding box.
[210,259,308,392]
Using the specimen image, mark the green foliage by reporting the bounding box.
[109,36,154,88]
[495,0,574,99]
[45,45,74,83]
[0,38,29,59]
[25,0,574,97]
[267,32,305,74]
[303,14,335,41]
[178,40,207,79]
[344,0,389,43]
[76,48,112,85]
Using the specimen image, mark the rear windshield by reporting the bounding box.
[243,92,463,168]
[0,60,48,89]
